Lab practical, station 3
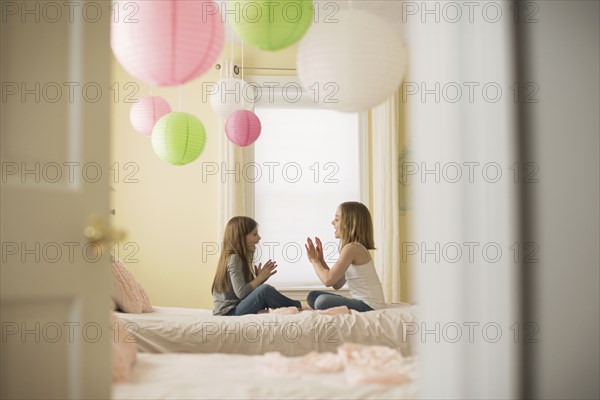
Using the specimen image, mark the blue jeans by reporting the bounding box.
[228,284,301,316]
[307,290,373,312]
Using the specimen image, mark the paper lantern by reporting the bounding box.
[297,9,406,112]
[229,0,312,51]
[225,110,261,147]
[129,96,172,136]
[111,0,224,86]
[209,78,255,119]
[151,112,207,165]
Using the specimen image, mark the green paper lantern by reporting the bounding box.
[230,0,313,51]
[151,112,207,166]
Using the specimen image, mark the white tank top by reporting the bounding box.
[345,243,387,310]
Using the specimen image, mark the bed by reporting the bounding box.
[116,303,416,357]
[112,344,418,400]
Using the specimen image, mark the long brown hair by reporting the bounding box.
[211,216,257,294]
[338,202,375,250]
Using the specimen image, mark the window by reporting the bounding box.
[246,76,368,288]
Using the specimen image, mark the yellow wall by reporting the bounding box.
[110,45,297,308]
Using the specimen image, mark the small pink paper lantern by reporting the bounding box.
[111,0,224,86]
[130,96,172,136]
[225,110,261,147]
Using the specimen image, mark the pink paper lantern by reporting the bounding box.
[111,0,224,86]
[130,96,172,136]
[225,110,262,147]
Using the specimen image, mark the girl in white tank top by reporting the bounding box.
[304,202,387,312]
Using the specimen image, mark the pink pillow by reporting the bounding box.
[111,313,137,382]
[111,256,154,313]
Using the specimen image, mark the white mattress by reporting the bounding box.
[112,352,417,400]
[116,304,416,356]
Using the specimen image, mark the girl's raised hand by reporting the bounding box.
[315,237,325,262]
[255,259,277,283]
[305,237,318,263]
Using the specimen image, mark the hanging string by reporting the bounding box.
[241,39,244,82]
[229,25,234,79]
[241,39,245,108]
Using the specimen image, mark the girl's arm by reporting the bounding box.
[314,237,346,289]
[249,260,277,289]
[227,255,254,299]
[306,237,355,288]
[332,276,346,290]
[229,256,277,298]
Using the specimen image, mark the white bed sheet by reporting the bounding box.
[113,352,417,400]
[117,304,416,356]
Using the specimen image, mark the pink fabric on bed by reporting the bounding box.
[337,342,403,366]
[263,351,344,373]
[269,306,350,315]
[316,305,351,315]
[269,306,300,314]
[111,313,138,382]
[262,343,413,385]
[344,365,412,385]
[111,256,154,313]
[337,343,412,385]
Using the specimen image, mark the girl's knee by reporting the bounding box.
[255,284,275,297]
[306,291,321,308]
[313,296,330,310]
[306,291,319,302]
[257,284,273,291]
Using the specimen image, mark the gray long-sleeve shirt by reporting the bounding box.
[212,254,254,316]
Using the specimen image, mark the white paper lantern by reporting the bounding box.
[209,77,255,119]
[297,9,406,112]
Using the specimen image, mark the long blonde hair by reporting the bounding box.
[211,216,257,294]
[338,202,375,250]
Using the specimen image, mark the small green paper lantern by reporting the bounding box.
[151,112,207,166]
[230,0,313,51]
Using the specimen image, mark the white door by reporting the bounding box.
[1,2,112,398]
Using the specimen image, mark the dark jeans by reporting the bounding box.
[228,284,301,316]
[307,290,373,312]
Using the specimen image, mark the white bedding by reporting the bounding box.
[112,352,417,400]
[116,304,416,356]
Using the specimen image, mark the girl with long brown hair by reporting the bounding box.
[212,216,300,315]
